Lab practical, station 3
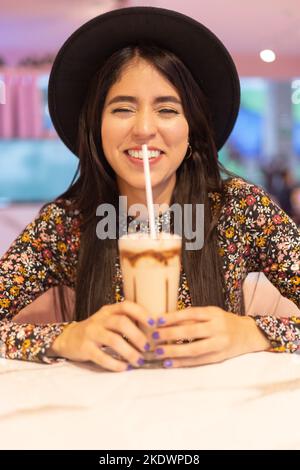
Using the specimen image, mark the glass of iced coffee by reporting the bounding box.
[118,232,182,367]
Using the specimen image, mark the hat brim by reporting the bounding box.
[48,6,240,155]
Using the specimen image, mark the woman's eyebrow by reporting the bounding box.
[106,95,182,106]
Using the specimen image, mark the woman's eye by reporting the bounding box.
[159,108,179,114]
[111,108,133,113]
[111,108,179,115]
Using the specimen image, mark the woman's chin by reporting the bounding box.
[116,171,174,197]
[124,175,165,189]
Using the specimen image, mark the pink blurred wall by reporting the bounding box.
[0,68,50,138]
[235,55,300,79]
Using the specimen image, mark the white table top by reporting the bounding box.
[1,352,300,450]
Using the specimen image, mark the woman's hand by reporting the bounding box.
[150,306,271,368]
[48,300,154,372]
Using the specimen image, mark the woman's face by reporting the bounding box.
[101,57,189,196]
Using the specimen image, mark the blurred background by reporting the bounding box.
[0,0,300,256]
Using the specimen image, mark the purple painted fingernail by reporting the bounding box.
[155,347,164,355]
[144,342,151,351]
[126,364,134,371]
[157,317,166,325]
[137,357,145,366]
[147,318,155,326]
[163,359,173,368]
[152,331,160,340]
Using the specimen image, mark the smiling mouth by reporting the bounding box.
[124,149,164,160]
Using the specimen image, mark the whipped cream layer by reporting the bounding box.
[118,233,181,254]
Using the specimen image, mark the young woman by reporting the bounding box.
[0,7,299,371]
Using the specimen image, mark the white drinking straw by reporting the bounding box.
[142,144,156,239]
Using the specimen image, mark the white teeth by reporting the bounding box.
[127,150,161,159]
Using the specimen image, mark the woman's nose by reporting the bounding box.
[132,110,156,139]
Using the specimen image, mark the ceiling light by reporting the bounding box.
[260,49,276,63]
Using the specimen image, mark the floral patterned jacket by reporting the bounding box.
[0,178,299,363]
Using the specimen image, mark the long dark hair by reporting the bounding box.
[56,44,234,321]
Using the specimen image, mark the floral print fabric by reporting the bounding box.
[0,178,299,362]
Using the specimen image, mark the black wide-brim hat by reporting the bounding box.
[48,6,240,155]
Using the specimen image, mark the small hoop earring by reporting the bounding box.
[184,143,193,160]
